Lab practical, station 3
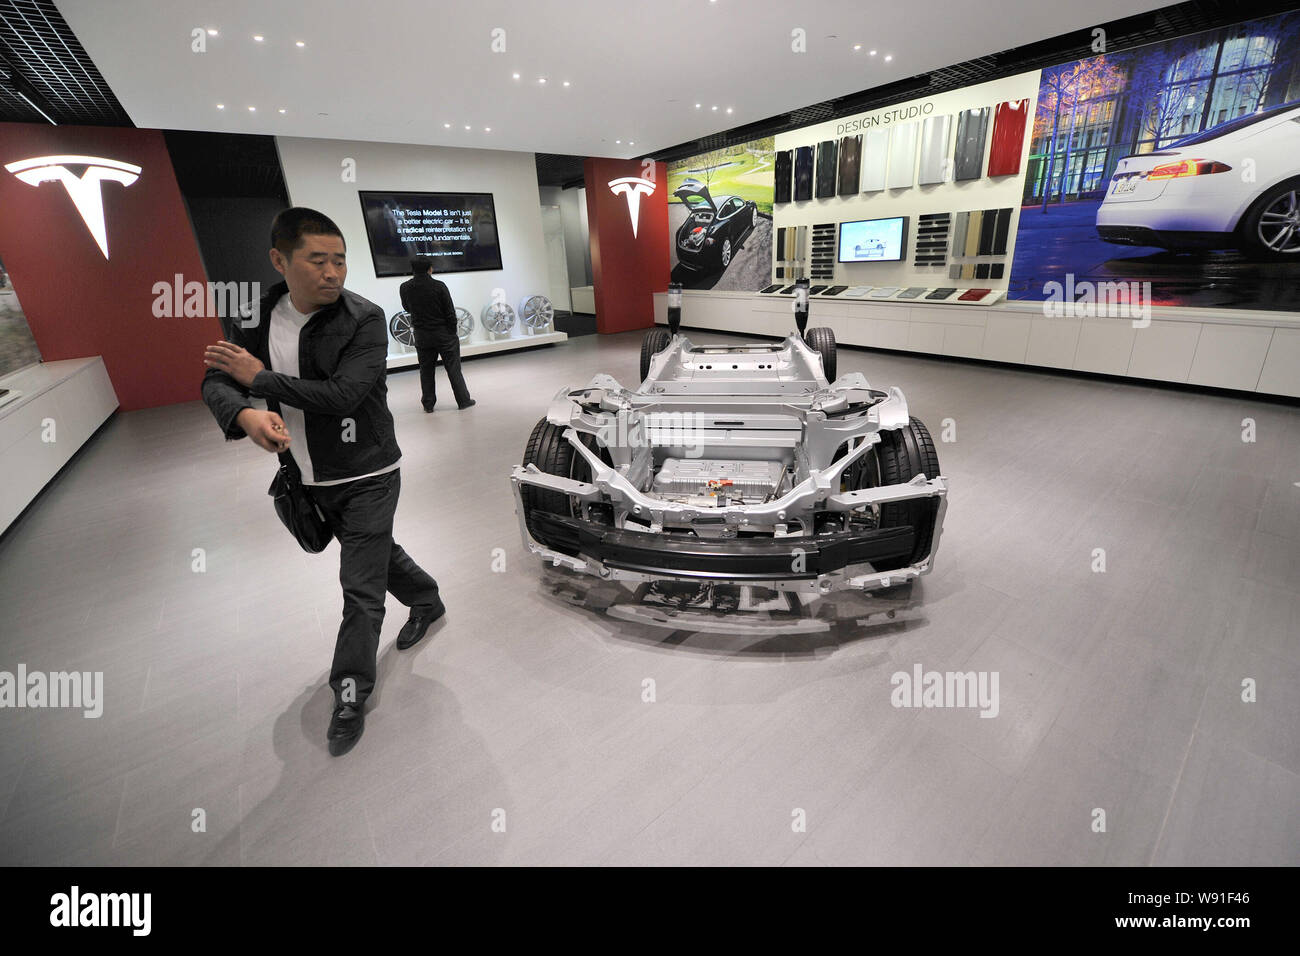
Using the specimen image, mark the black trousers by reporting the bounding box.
[308,469,440,707]
[415,334,472,408]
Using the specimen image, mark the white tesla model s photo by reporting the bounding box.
[1096,100,1300,260]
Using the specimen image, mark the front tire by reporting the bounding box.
[848,417,941,571]
[520,419,609,553]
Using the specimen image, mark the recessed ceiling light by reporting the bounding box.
[485,127,491,132]
[538,77,547,84]
[295,41,305,48]
[563,80,570,87]
[216,103,224,109]
[695,103,701,109]
[512,72,520,79]
[464,125,471,130]
[444,122,451,128]
[253,35,264,42]
[853,44,861,51]
[869,49,877,55]
[248,106,256,112]
[629,141,634,145]
[207,29,217,36]
[279,108,286,114]
[711,105,717,110]
[885,54,892,61]
[726,107,733,114]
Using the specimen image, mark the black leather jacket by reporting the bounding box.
[201,280,401,482]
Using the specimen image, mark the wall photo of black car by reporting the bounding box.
[673,179,758,276]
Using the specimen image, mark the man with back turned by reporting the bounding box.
[398,256,475,412]
[201,207,445,757]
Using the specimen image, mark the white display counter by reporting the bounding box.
[654,290,1300,398]
[385,329,568,370]
[0,356,119,533]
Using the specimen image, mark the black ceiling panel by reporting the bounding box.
[0,0,130,125]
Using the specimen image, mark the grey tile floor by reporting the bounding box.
[0,329,1297,865]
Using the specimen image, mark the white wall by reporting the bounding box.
[275,137,551,343]
[774,70,1042,291]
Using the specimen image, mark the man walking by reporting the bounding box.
[202,207,444,756]
[398,256,475,412]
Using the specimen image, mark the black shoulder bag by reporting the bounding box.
[268,451,334,553]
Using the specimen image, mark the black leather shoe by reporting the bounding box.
[396,599,445,650]
[422,403,435,413]
[327,703,365,756]
[457,399,476,410]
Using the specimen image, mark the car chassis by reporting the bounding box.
[510,284,948,597]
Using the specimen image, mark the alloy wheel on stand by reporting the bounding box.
[482,300,517,338]
[518,294,554,334]
[388,310,416,350]
[456,306,475,342]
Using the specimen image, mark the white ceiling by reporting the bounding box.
[58,0,1173,158]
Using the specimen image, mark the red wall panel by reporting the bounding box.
[583,158,669,334]
[0,122,218,410]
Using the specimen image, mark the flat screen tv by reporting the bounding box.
[838,216,908,263]
[358,190,503,277]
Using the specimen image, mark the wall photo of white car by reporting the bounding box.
[1096,100,1300,259]
[509,285,948,627]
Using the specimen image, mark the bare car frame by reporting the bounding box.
[510,282,948,599]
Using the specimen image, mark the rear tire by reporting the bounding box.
[640,327,673,381]
[847,417,940,571]
[804,326,837,382]
[1236,176,1300,260]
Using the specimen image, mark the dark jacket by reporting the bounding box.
[398,273,456,347]
[201,280,401,482]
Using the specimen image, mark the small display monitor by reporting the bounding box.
[838,217,908,263]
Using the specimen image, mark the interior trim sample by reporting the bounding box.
[914,212,951,265]
[897,287,928,298]
[926,287,957,300]
[977,209,997,256]
[860,128,890,192]
[917,114,952,185]
[774,149,793,204]
[964,209,982,261]
[837,134,862,196]
[951,211,969,262]
[954,106,991,181]
[794,146,814,201]
[886,122,919,189]
[987,99,1029,177]
[815,140,838,198]
[959,288,991,301]
[991,207,1013,255]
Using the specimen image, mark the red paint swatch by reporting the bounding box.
[987,99,1029,176]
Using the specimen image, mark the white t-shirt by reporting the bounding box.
[267,293,400,486]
